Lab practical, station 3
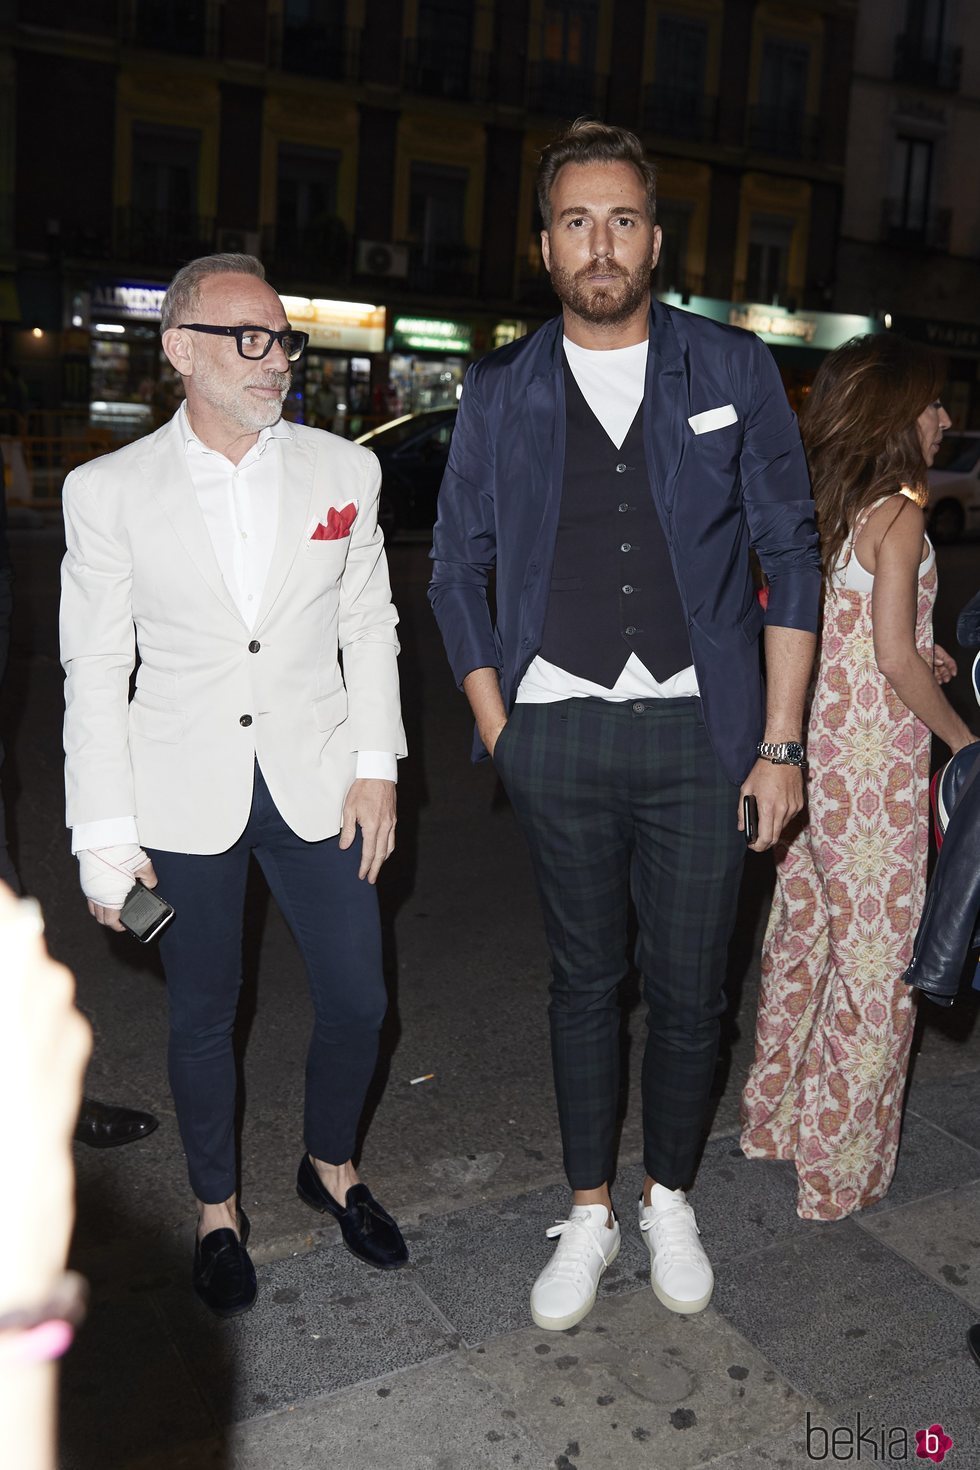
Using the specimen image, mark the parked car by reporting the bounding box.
[356,408,458,537]
[928,431,980,544]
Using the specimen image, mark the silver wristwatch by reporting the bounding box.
[757,740,807,768]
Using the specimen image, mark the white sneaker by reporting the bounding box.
[530,1204,621,1332]
[639,1184,713,1314]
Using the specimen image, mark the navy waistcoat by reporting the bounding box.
[538,357,692,686]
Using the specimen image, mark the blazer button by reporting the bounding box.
[615,463,628,474]
[622,584,634,595]
[248,640,261,653]
[240,714,253,727]
[618,502,629,513]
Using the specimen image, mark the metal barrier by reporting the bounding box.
[1,431,115,505]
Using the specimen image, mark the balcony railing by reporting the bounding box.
[401,242,479,298]
[747,106,820,161]
[114,208,215,268]
[25,0,121,31]
[273,22,361,82]
[893,34,962,90]
[527,60,607,118]
[880,200,951,251]
[402,37,492,103]
[125,0,218,57]
[643,87,718,144]
[260,220,351,284]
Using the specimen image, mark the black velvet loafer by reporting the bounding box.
[296,1155,408,1270]
[74,1097,159,1149]
[192,1209,257,1317]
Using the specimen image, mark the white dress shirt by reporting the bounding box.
[516,338,699,707]
[72,404,394,853]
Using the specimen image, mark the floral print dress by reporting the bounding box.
[740,494,936,1220]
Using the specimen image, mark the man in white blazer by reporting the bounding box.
[60,254,409,1315]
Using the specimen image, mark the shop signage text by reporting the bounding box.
[392,316,472,353]
[92,281,166,321]
[279,297,386,353]
[660,293,878,352]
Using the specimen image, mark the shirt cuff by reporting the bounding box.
[71,817,140,855]
[354,751,398,783]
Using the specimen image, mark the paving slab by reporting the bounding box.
[710,1219,975,1405]
[151,1247,460,1426]
[860,1179,980,1312]
[468,1291,810,1470]
[686,1137,818,1257]
[907,1067,980,1148]
[118,1355,553,1470]
[861,1110,980,1217]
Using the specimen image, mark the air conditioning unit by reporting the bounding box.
[356,240,409,278]
[217,229,261,256]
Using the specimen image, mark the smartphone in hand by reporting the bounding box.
[743,794,759,846]
[119,882,175,943]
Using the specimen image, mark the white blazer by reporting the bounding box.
[60,412,406,854]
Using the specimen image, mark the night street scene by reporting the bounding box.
[1,2,980,1468]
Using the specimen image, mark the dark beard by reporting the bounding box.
[548,260,651,326]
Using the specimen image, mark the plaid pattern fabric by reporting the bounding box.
[495,697,744,1191]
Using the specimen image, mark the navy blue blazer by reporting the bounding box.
[429,300,821,784]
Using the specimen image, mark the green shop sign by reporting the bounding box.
[659,293,878,351]
[392,315,472,353]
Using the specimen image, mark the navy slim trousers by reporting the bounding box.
[147,764,385,1203]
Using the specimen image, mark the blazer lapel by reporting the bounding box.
[254,427,317,630]
[643,301,689,520]
[147,420,244,623]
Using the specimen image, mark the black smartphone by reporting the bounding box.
[743,794,759,846]
[119,882,175,943]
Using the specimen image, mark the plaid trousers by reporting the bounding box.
[494,696,745,1192]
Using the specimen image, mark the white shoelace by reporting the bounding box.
[639,1200,704,1264]
[542,1216,615,1284]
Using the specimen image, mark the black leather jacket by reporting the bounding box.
[903,764,980,1004]
[903,589,980,1004]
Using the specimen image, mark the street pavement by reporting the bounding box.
[3,527,978,1469]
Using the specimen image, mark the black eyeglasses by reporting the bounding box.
[177,323,310,362]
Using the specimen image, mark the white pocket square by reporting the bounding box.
[688,404,738,434]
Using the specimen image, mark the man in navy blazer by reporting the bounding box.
[430,121,821,1333]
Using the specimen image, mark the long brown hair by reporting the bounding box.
[799,334,945,587]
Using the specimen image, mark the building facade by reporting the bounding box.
[0,0,861,432]
[836,0,980,426]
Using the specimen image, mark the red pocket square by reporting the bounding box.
[311,503,357,540]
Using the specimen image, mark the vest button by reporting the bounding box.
[625,625,636,636]
[618,502,629,512]
[621,542,631,553]
[615,463,628,473]
[240,714,252,727]
[622,584,634,595]
[248,640,260,653]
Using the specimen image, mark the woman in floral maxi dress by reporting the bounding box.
[741,335,978,1221]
